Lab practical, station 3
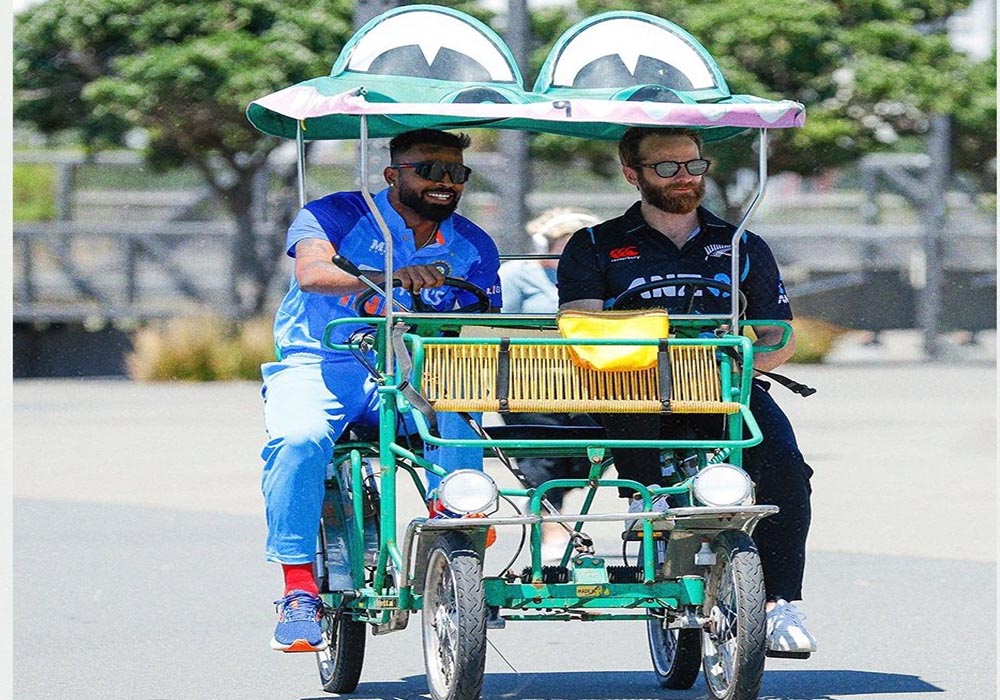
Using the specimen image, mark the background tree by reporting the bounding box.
[542,0,997,219]
[15,0,994,288]
[950,48,997,193]
[14,0,354,316]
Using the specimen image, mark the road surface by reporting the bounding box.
[12,363,996,699]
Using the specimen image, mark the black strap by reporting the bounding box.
[496,337,511,413]
[719,345,816,397]
[657,338,673,412]
[390,324,441,436]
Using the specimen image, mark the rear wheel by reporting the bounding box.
[701,530,767,700]
[422,531,488,700]
[647,614,701,688]
[316,609,367,693]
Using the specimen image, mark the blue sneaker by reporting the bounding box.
[270,590,327,652]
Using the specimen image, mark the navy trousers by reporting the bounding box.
[599,380,813,601]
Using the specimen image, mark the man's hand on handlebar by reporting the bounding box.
[390,264,446,292]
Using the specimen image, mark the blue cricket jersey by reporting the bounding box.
[274,188,502,357]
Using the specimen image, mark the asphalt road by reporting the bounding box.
[12,363,997,700]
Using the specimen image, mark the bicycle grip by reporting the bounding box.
[331,253,362,277]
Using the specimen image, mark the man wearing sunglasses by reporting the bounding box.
[557,126,817,658]
[260,128,502,653]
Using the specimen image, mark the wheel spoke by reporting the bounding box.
[422,533,488,700]
[315,607,366,693]
[700,532,766,700]
[647,611,702,690]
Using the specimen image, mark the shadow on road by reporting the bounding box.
[759,669,943,698]
[301,669,942,700]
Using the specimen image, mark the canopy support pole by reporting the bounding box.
[728,129,769,332]
[296,122,306,208]
[357,115,397,375]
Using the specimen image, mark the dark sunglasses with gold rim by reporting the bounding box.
[390,160,472,184]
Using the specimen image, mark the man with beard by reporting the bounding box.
[556,127,817,658]
[261,129,501,652]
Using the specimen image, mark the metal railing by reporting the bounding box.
[13,220,289,322]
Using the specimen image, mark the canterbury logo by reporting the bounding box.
[704,244,731,259]
[609,246,640,260]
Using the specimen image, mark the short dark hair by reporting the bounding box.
[389,129,472,162]
[618,127,702,166]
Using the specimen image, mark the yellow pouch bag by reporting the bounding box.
[556,309,670,371]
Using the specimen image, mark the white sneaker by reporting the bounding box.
[766,599,817,657]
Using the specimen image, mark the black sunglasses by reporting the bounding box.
[635,158,711,178]
[391,160,472,184]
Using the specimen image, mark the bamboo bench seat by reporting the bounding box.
[418,342,740,415]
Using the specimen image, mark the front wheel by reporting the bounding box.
[421,531,488,700]
[647,614,701,688]
[316,610,367,693]
[701,530,767,700]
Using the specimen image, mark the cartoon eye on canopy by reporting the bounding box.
[535,11,730,104]
[527,11,798,141]
[339,8,518,85]
[246,4,536,139]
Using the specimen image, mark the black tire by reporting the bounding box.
[647,615,702,689]
[317,610,367,694]
[421,531,488,700]
[701,530,767,700]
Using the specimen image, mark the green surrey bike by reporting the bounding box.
[247,6,810,700]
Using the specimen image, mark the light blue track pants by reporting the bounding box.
[260,353,483,564]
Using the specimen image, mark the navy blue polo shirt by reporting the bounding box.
[557,203,792,321]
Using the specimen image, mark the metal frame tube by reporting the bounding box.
[356,116,397,375]
[295,122,306,208]
[728,129,769,331]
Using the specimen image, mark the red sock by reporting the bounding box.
[282,563,319,596]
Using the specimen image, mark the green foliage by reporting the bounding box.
[13,163,57,222]
[14,0,994,227]
[14,0,356,315]
[126,316,275,381]
[532,132,620,178]
[14,0,353,150]
[951,50,997,191]
[527,5,578,88]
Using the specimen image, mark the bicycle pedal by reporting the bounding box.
[486,606,506,629]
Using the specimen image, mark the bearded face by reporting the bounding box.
[390,145,466,223]
[396,179,461,222]
[627,133,707,215]
[635,168,705,215]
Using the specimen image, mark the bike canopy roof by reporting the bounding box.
[246,5,805,142]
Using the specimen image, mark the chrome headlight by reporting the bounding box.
[438,469,499,515]
[691,464,754,507]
